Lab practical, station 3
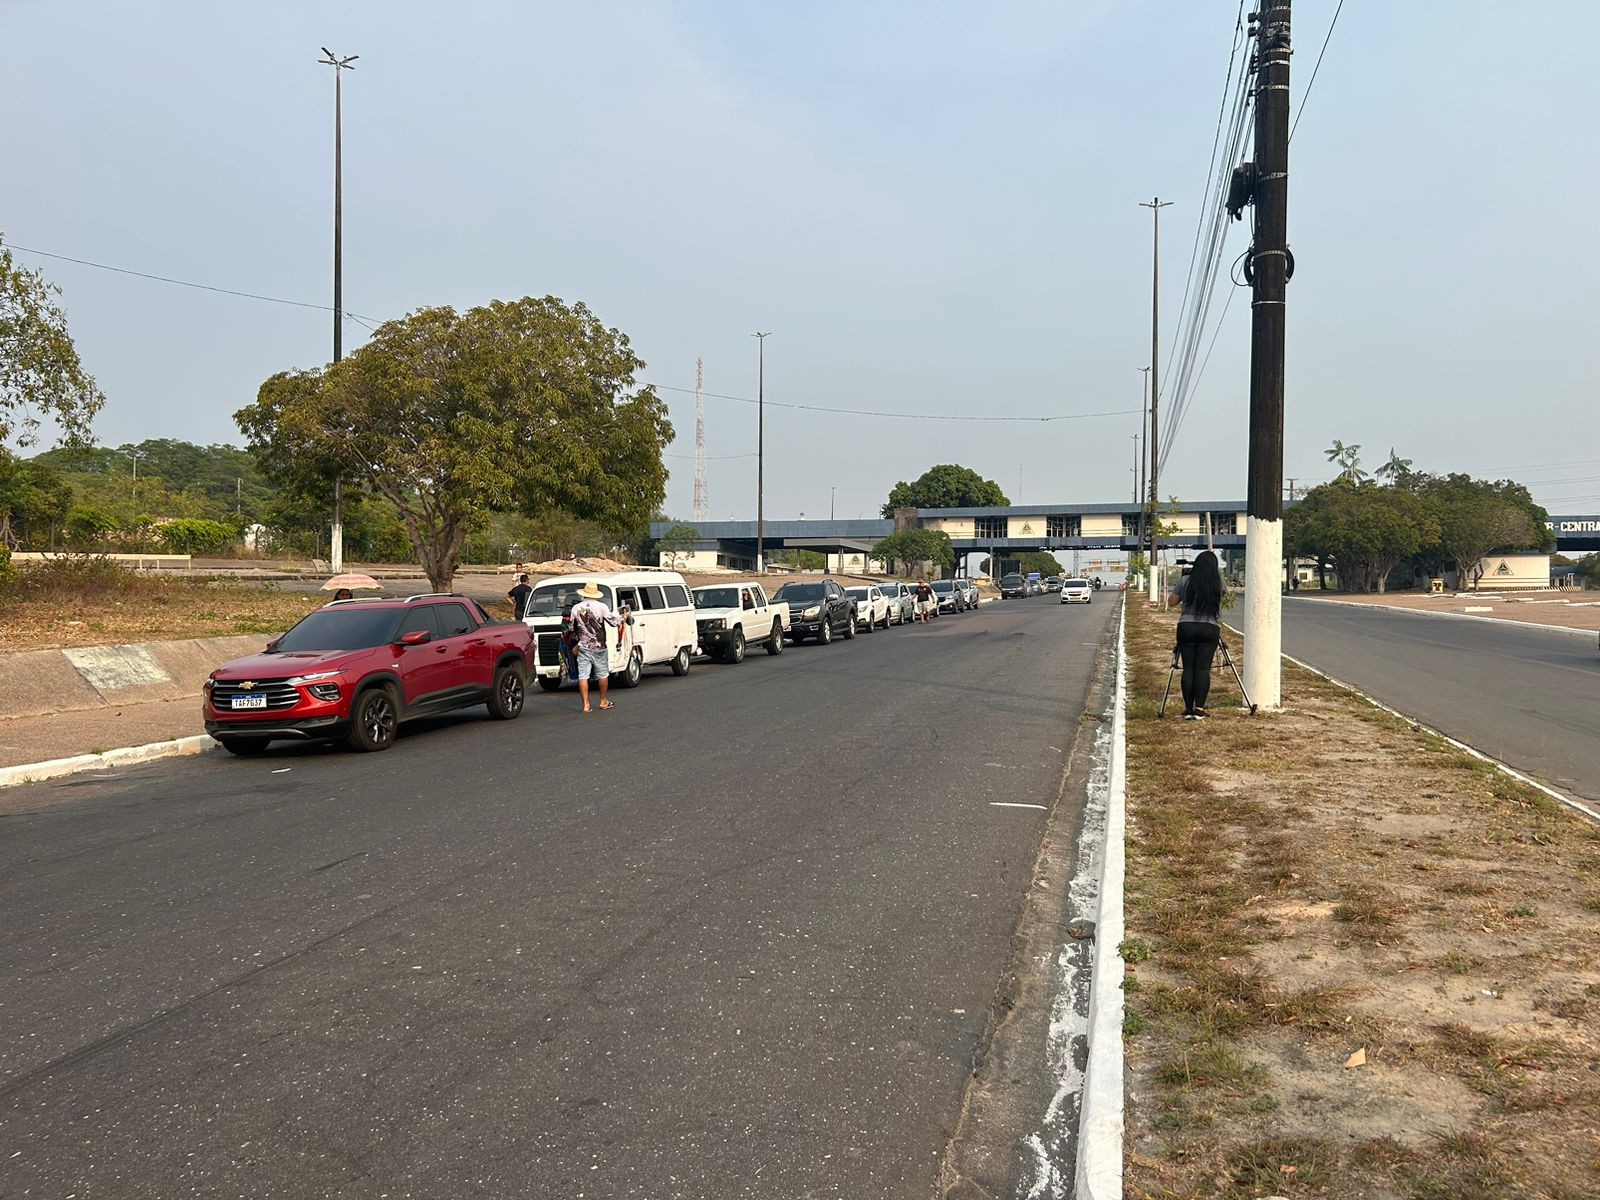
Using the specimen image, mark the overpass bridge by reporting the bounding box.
[649,505,1599,573]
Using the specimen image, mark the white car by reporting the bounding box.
[1060,578,1093,604]
[876,582,915,625]
[845,585,892,632]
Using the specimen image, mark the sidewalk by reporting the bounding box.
[0,698,205,770]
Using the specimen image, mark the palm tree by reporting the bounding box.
[1324,440,1368,485]
[1376,448,1413,485]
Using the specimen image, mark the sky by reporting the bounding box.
[3,1,1597,521]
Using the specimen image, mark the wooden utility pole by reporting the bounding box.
[1140,199,1171,603]
[1243,0,1291,708]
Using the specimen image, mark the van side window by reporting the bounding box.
[664,584,689,608]
[436,603,476,637]
[616,588,640,611]
[741,589,754,610]
[640,586,666,610]
[750,585,768,607]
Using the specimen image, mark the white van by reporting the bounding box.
[522,570,699,691]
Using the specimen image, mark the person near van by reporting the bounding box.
[1167,550,1225,720]
[327,587,354,604]
[571,582,625,713]
[507,572,533,619]
[914,578,935,623]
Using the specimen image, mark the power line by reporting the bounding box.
[1289,0,1345,143]
[646,382,1138,424]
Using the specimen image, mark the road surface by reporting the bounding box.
[0,594,1116,1199]
[1280,598,1600,803]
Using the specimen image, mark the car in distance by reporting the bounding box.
[845,584,892,632]
[204,595,533,755]
[691,581,791,662]
[877,581,915,625]
[931,579,965,613]
[772,579,857,644]
[955,579,980,609]
[1044,575,1063,593]
[1060,578,1093,604]
[1000,573,1027,599]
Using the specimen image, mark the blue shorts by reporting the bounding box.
[576,645,610,681]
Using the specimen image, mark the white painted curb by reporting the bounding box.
[0,734,223,790]
[1287,594,1595,639]
[1075,592,1128,1198]
[1282,653,1600,826]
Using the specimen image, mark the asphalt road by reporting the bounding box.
[1279,598,1600,803]
[0,593,1116,1199]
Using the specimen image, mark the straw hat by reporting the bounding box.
[578,581,604,599]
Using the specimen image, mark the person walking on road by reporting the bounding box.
[914,578,935,624]
[1167,549,1225,720]
[571,582,626,713]
[507,572,533,620]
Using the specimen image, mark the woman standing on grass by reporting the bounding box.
[1167,549,1225,720]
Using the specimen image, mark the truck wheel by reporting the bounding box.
[817,619,833,646]
[487,662,526,719]
[765,620,785,655]
[537,659,566,692]
[842,612,856,639]
[671,646,692,676]
[346,686,398,752]
[726,630,746,664]
[859,611,873,633]
[620,651,644,688]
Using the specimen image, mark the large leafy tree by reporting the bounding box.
[881,464,1008,518]
[1,238,105,450]
[874,527,954,574]
[0,452,72,548]
[1416,473,1549,590]
[237,297,672,592]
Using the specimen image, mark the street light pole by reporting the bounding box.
[830,485,836,521]
[1136,365,1151,555]
[752,332,771,573]
[1140,198,1172,604]
[320,47,357,573]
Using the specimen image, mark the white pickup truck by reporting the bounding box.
[690,581,791,663]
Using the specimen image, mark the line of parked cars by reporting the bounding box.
[201,569,992,755]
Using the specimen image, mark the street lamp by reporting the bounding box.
[123,449,141,505]
[319,46,357,573]
[752,331,770,572]
[830,485,836,521]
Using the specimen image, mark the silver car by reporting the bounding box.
[875,581,915,626]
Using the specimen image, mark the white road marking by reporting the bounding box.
[990,801,1047,810]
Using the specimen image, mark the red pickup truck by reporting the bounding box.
[204,594,533,755]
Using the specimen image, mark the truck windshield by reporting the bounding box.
[845,588,872,600]
[1001,575,1023,586]
[694,588,740,609]
[1066,579,1089,588]
[270,607,400,652]
[932,581,954,593]
[775,583,824,601]
[528,583,611,617]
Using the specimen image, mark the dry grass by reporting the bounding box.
[1120,600,1600,1199]
[1,558,324,652]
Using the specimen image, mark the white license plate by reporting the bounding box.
[230,695,268,710]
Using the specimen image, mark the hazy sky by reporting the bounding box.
[4,2,1597,519]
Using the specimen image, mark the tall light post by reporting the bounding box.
[752,331,771,572]
[1136,365,1151,554]
[1139,198,1172,603]
[320,47,357,573]
[124,449,141,506]
[830,485,836,521]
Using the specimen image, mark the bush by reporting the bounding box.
[0,553,139,600]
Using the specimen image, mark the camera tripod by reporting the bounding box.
[1158,637,1258,718]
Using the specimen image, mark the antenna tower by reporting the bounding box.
[692,356,709,522]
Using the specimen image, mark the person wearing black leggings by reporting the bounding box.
[1167,550,1225,720]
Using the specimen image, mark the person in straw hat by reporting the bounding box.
[570,581,627,713]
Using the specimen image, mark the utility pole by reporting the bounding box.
[1140,199,1172,603]
[1130,434,1140,505]
[1136,365,1151,551]
[1243,0,1291,709]
[830,485,836,521]
[124,450,141,506]
[320,47,357,574]
[752,331,771,573]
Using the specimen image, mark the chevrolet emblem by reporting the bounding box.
[239,680,257,690]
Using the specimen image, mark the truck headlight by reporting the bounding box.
[803,606,821,619]
[702,618,725,631]
[307,682,342,702]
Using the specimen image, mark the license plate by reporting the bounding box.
[230,695,268,710]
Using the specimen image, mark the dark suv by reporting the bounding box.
[204,595,534,755]
[1000,574,1027,599]
[771,579,857,645]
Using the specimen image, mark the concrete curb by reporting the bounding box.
[1287,594,1596,639]
[0,734,223,791]
[1281,652,1600,826]
[1074,592,1128,1198]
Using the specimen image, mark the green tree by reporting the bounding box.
[1,237,105,450]
[1324,440,1368,485]
[1016,550,1065,576]
[1417,474,1549,590]
[655,523,702,569]
[873,527,954,574]
[154,517,243,556]
[63,505,116,551]
[0,452,72,548]
[881,464,1008,518]
[237,297,673,592]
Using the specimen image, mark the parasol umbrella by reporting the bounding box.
[320,573,383,592]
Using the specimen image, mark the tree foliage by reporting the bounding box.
[0,452,72,548]
[873,527,954,573]
[1415,474,1550,589]
[655,523,701,569]
[881,464,1008,518]
[237,296,673,592]
[1016,550,1066,576]
[1,238,105,450]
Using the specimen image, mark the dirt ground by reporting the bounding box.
[1293,588,1600,632]
[1120,599,1600,1199]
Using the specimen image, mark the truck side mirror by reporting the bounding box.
[399,630,432,646]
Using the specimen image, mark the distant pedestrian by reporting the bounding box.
[507,572,533,620]
[570,582,627,713]
[914,578,935,623]
[1167,550,1225,720]
[328,587,354,603]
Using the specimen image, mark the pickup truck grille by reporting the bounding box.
[536,633,564,667]
[211,680,300,710]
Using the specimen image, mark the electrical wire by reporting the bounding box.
[645,382,1139,424]
[1289,0,1346,143]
